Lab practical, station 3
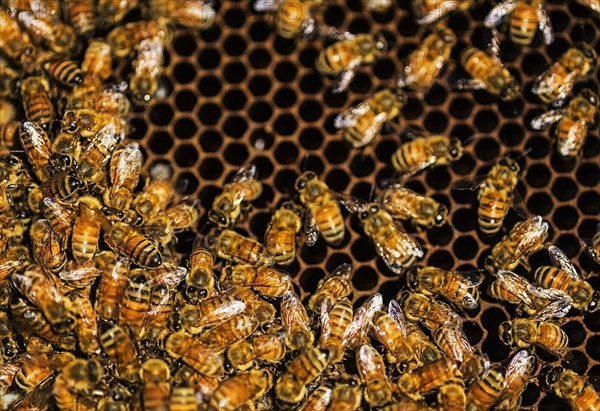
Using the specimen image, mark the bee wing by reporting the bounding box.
[319,297,334,342]
[336,192,367,213]
[537,4,554,45]
[18,11,54,43]
[0,361,21,386]
[59,264,101,284]
[303,210,320,246]
[282,290,311,332]
[450,77,489,91]
[548,245,580,280]
[253,0,281,12]
[455,270,484,287]
[531,70,555,95]
[505,350,535,387]
[372,225,423,275]
[387,299,407,337]
[533,298,572,321]
[151,266,188,288]
[333,58,361,94]
[510,189,530,220]
[328,263,353,280]
[530,108,566,130]
[111,143,142,189]
[416,1,460,25]
[580,236,600,265]
[356,111,388,148]
[551,72,577,107]
[435,326,471,362]
[451,174,487,191]
[484,0,517,28]
[10,373,55,410]
[342,293,382,348]
[334,101,372,129]
[495,270,536,307]
[526,284,572,317]
[232,163,258,183]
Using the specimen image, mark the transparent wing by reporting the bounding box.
[538,5,554,45]
[510,189,530,220]
[150,266,188,287]
[232,163,258,183]
[416,1,460,25]
[505,350,536,387]
[533,298,572,321]
[388,299,407,337]
[435,325,472,362]
[336,192,367,213]
[356,112,388,148]
[526,284,572,317]
[334,101,372,129]
[552,72,577,106]
[372,225,423,275]
[548,245,580,280]
[455,270,484,287]
[484,0,517,28]
[304,210,320,246]
[530,109,566,130]
[319,297,333,343]
[254,0,281,12]
[450,77,489,91]
[531,70,555,95]
[342,293,383,348]
[495,270,535,307]
[281,290,311,333]
[59,264,101,284]
[111,143,142,189]
[333,58,361,94]
[18,11,54,42]
[580,236,600,265]
[452,174,487,191]
[328,263,353,280]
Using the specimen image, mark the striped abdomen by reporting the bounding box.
[119,274,151,334]
[478,184,512,234]
[311,201,345,245]
[316,40,358,75]
[461,47,494,85]
[344,107,379,148]
[276,0,308,39]
[556,116,586,157]
[509,2,539,45]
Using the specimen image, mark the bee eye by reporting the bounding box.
[450,148,459,157]
[360,212,368,220]
[296,179,306,189]
[370,205,379,213]
[435,214,444,223]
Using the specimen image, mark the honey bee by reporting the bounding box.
[165,330,224,377]
[295,171,345,246]
[254,0,322,40]
[180,293,246,334]
[11,352,74,393]
[397,357,459,401]
[185,236,215,303]
[532,43,597,105]
[130,37,164,106]
[229,285,277,325]
[356,344,393,407]
[534,245,600,313]
[531,88,598,157]
[0,311,19,361]
[581,222,600,265]
[132,178,176,221]
[41,197,75,242]
[488,269,573,317]
[540,366,600,411]
[413,0,475,25]
[0,122,20,149]
[29,218,67,274]
[275,347,330,403]
[17,11,78,55]
[104,222,162,268]
[97,0,138,27]
[99,322,140,383]
[575,0,600,14]
[334,88,406,148]
[169,383,199,411]
[18,121,52,182]
[68,288,100,355]
[71,198,102,263]
[432,326,488,380]
[200,314,260,353]
[495,350,536,410]
[456,45,520,101]
[264,201,303,265]
[77,119,124,182]
[318,296,353,364]
[327,376,362,411]
[40,57,83,88]
[140,359,170,411]
[299,385,333,411]
[342,293,383,349]
[107,20,171,58]
[227,333,286,370]
[438,381,466,411]
[306,263,352,312]
[391,133,463,175]
[104,142,143,211]
[466,367,506,411]
[499,299,571,356]
[209,163,262,228]
[0,98,17,124]
[485,215,549,273]
[397,26,456,97]
[118,271,151,336]
[484,0,553,45]
[62,0,97,36]
[207,369,272,411]
[53,359,104,411]
[151,200,200,234]
[316,33,388,94]
[20,75,55,131]
[222,264,292,299]
[282,290,315,350]
[95,256,129,321]
[81,40,112,82]
[150,0,216,30]
[364,0,393,11]
[0,9,36,68]
[402,292,462,331]
[407,266,483,309]
[210,229,274,267]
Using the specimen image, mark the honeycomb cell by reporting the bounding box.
[578,191,600,215]
[248,75,272,96]
[197,48,221,69]
[427,250,454,270]
[576,162,600,187]
[353,266,378,291]
[222,115,248,138]
[452,208,478,233]
[372,58,396,81]
[198,103,222,125]
[325,252,352,273]
[300,239,327,264]
[325,168,350,192]
[274,87,298,108]
[299,100,323,122]
[148,131,173,154]
[174,171,198,195]
[323,140,347,164]
[173,117,197,139]
[273,113,298,135]
[173,62,195,84]
[474,109,499,133]
[299,128,324,150]
[199,130,223,152]
[248,102,273,123]
[300,267,326,294]
[128,117,147,140]
[563,320,587,347]
[525,135,551,159]
[224,7,245,28]
[424,111,448,133]
[274,168,299,195]
[299,73,322,94]
[274,141,299,165]
[175,90,197,112]
[250,212,270,238]
[424,84,448,106]
[223,62,247,83]
[402,97,424,120]
[249,21,270,42]
[521,51,548,75]
[449,97,474,119]
[250,128,274,151]
[527,192,554,216]
[475,137,500,162]
[274,61,297,82]
[499,123,524,147]
[223,89,247,111]
[453,235,478,260]
[199,158,224,180]
[198,185,221,209]
[351,238,376,262]
[552,205,579,230]
[526,164,551,187]
[172,34,196,56]
[198,75,222,96]
[555,234,580,258]
[174,144,198,167]
[348,72,372,94]
[324,4,345,26]
[149,103,174,125]
[349,154,375,177]
[248,47,271,68]
[224,143,249,165]
[427,225,454,247]
[426,167,451,190]
[551,177,578,201]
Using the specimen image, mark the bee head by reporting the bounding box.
[448,137,463,159]
[435,204,447,225]
[499,79,519,101]
[208,210,229,227]
[539,365,563,391]
[587,291,600,312]
[575,42,597,63]
[372,33,388,54]
[499,156,519,172]
[295,171,316,190]
[406,267,419,290]
[498,321,513,345]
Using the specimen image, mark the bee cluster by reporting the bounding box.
[1,0,599,410]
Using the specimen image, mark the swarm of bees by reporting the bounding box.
[0,0,599,410]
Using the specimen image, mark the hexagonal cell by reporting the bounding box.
[147,131,174,154]
[174,144,198,167]
[223,62,247,83]
[197,103,222,125]
[248,75,272,96]
[149,103,174,126]
[248,47,272,68]
[248,102,273,123]
[198,75,222,97]
[274,87,298,109]
[175,90,197,112]
[173,62,196,84]
[197,48,221,69]
[173,117,197,139]
[199,130,223,152]
[222,89,247,111]
[172,34,196,56]
[199,157,224,180]
[223,7,246,28]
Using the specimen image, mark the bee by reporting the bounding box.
[540,366,600,411]
[381,399,436,411]
[150,0,216,30]
[397,26,456,97]
[20,75,55,131]
[207,369,272,411]
[165,330,224,377]
[575,0,600,14]
[140,359,170,411]
[342,293,383,350]
[282,290,315,350]
[210,229,274,266]
[0,310,20,361]
[180,294,246,334]
[485,215,549,273]
[97,0,138,27]
[95,256,129,321]
[254,0,321,40]
[316,33,388,94]
[68,288,100,355]
[130,36,164,106]
[81,41,112,82]
[0,98,17,124]
[107,20,171,58]
[356,344,393,407]
[438,381,467,411]
[0,122,20,149]
[406,266,482,309]
[327,376,362,411]
[57,257,101,289]
[29,218,67,274]
[229,285,277,325]
[53,359,104,411]
[413,0,475,25]
[62,0,97,36]
[104,222,163,268]
[185,236,215,303]
[495,350,536,410]
[488,269,573,317]
[318,296,353,364]
[334,88,405,149]
[484,0,553,45]
[581,222,600,265]
[454,156,527,235]
[534,245,600,313]
[264,201,303,265]
[466,367,506,410]
[71,197,102,263]
[132,178,176,221]
[41,197,75,242]
[104,142,143,211]
[275,347,330,403]
[457,45,520,101]
[12,352,75,393]
[397,357,459,401]
[19,121,52,182]
[221,264,292,299]
[364,0,393,11]
[169,383,199,411]
[17,11,78,55]
[299,385,333,411]
[151,200,200,233]
[305,264,351,312]
[118,271,151,336]
[40,57,83,88]
[77,119,124,182]
[391,133,463,175]
[402,292,462,331]
[99,322,140,383]
[531,88,599,157]
[432,326,488,380]
[0,9,36,68]
[209,163,262,228]
[499,298,571,356]
[200,314,260,353]
[532,43,597,105]
[227,333,286,371]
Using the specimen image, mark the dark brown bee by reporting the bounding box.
[104,222,162,268]
[20,77,54,131]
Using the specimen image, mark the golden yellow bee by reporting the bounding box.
[11,352,74,394]
[484,0,553,45]
[53,358,104,411]
[94,255,129,321]
[99,322,140,383]
[118,271,151,336]
[254,0,322,39]
[334,88,405,148]
[132,178,176,220]
[61,0,97,36]
[29,218,67,274]
[534,245,599,313]
[0,121,20,149]
[104,142,143,211]
[19,121,52,182]
[432,326,488,380]
[207,369,272,411]
[81,40,112,82]
[0,311,19,361]
[438,381,467,411]
[531,88,598,157]
[40,197,75,243]
[495,350,536,410]
[485,215,549,273]
[165,330,224,377]
[397,26,456,97]
[185,236,215,303]
[98,0,138,27]
[0,9,37,68]
[130,36,165,106]
[140,359,171,411]
[299,385,333,410]
[222,264,292,299]
[581,222,600,265]
[307,263,352,312]
[316,33,388,93]
[327,376,362,411]
[407,266,482,309]
[67,288,100,355]
[16,10,78,54]
[413,0,475,25]
[71,197,102,263]
[397,357,459,401]
[150,0,216,29]
[210,229,274,267]
[229,285,277,325]
[318,296,353,364]
[41,57,83,88]
[466,367,506,410]
[532,42,597,105]
[107,19,171,58]
[402,292,462,331]
[341,293,383,350]
[391,133,463,175]
[457,45,520,101]
[264,201,303,265]
[227,333,286,370]
[0,98,17,125]
[180,293,246,334]
[104,221,162,268]
[540,366,600,411]
[200,314,260,353]
[356,344,393,407]
[169,384,199,411]
[282,289,315,350]
[151,200,200,234]
[275,347,330,403]
[77,119,124,182]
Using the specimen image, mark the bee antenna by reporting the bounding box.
[299,153,310,172]
[462,133,477,145]
[368,184,376,202]
[511,147,532,161]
